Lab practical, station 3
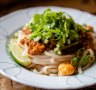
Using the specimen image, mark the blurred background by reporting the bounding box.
[0,0,96,17]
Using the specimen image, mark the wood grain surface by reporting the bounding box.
[0,0,96,90]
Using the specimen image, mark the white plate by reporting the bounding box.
[0,6,96,89]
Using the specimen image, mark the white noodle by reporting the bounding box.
[50,57,56,63]
[78,66,83,74]
[32,58,51,65]
[27,63,35,69]
[49,74,58,76]
[82,62,91,71]
[32,56,71,65]
[22,44,28,56]
[32,55,50,59]
[48,68,58,73]
[40,66,58,74]
[33,69,39,74]
[44,51,75,59]
[91,33,96,43]
[87,49,95,61]
[67,39,71,44]
[17,31,23,44]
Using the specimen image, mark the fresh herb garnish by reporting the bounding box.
[27,8,83,54]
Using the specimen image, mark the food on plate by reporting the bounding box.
[8,8,96,76]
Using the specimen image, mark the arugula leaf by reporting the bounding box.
[33,14,42,24]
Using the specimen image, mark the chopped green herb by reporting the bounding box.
[71,57,80,67]
[27,8,84,54]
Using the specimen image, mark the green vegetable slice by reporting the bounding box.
[79,55,90,67]
[71,57,80,67]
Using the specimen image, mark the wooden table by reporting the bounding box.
[0,0,96,17]
[0,0,96,90]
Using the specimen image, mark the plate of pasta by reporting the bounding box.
[0,6,96,89]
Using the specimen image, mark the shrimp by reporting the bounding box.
[58,62,75,76]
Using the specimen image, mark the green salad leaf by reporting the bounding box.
[27,8,83,54]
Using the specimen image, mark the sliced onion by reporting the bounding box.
[41,66,58,74]
[32,55,50,59]
[32,58,51,65]
[22,44,28,56]
[49,74,58,76]
[87,49,95,60]
[44,51,75,59]
[33,69,39,74]
[82,62,91,71]
[78,66,83,74]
